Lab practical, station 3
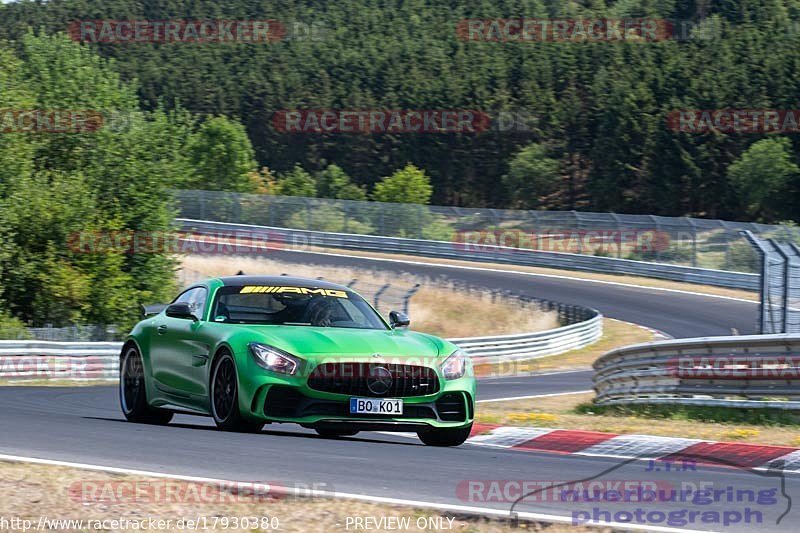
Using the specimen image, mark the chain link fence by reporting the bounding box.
[173,190,800,274]
[17,325,120,342]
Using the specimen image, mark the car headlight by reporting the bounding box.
[441,349,467,380]
[249,343,300,375]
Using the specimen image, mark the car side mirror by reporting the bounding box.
[389,311,410,329]
[141,303,166,317]
[165,303,198,321]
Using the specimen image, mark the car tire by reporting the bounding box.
[417,424,472,447]
[210,350,263,433]
[314,428,359,438]
[119,345,173,425]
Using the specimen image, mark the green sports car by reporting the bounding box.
[120,275,476,446]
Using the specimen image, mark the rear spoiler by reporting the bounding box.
[141,303,167,317]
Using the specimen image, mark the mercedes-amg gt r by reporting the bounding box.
[120,275,476,446]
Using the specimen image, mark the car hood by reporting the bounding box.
[229,325,447,359]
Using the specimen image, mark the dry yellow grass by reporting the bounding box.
[0,461,596,532]
[182,255,559,338]
[408,290,558,338]
[476,392,800,447]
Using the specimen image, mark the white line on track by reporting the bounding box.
[0,453,714,533]
[477,390,593,403]
[180,237,757,304]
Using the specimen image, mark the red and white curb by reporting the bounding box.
[466,424,800,473]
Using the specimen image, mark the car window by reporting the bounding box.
[212,285,387,330]
[173,287,207,320]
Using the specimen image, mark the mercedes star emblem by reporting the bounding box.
[366,366,393,395]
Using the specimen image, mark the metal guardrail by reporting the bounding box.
[452,312,602,361]
[0,310,603,380]
[593,334,800,409]
[178,219,759,290]
[742,231,800,333]
[0,341,120,380]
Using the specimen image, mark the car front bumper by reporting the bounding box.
[259,385,474,430]
[236,355,476,430]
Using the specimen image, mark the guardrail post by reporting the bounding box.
[742,231,768,333]
[686,217,698,267]
[610,213,622,258]
[233,197,241,222]
[791,243,800,333]
[649,215,662,262]
[773,241,791,334]
[572,211,582,254]
[265,195,273,226]
[723,224,733,268]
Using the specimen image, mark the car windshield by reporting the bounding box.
[211,285,388,330]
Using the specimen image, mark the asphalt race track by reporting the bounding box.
[0,386,796,532]
[3,253,788,532]
[477,370,594,401]
[260,248,758,338]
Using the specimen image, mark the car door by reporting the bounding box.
[150,286,212,401]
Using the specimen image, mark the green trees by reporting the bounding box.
[0,33,262,333]
[369,164,439,237]
[274,165,318,197]
[186,116,257,192]
[1,1,800,222]
[503,143,560,209]
[372,164,433,205]
[728,138,799,221]
[316,164,367,200]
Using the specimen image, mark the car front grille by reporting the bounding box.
[307,362,440,397]
[263,385,437,419]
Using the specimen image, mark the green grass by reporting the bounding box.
[575,402,800,427]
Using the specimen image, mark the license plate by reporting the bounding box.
[349,397,403,415]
